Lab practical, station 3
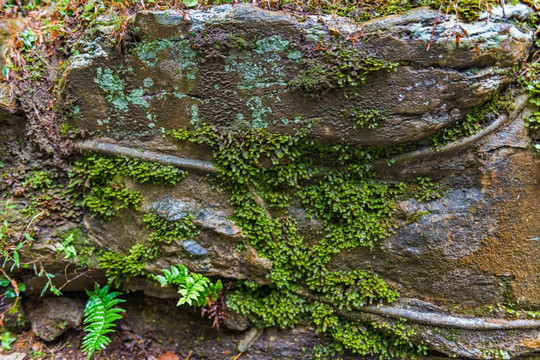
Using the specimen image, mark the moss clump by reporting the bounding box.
[99,243,154,283]
[98,211,202,284]
[345,108,383,130]
[170,124,428,358]
[413,177,443,202]
[22,170,53,190]
[280,0,416,22]
[68,153,186,219]
[431,87,515,147]
[420,0,502,21]
[520,61,540,144]
[142,212,200,245]
[289,44,398,94]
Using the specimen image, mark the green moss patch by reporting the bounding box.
[68,153,187,219]
[169,124,432,358]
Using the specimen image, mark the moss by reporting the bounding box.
[344,108,384,130]
[142,212,200,246]
[68,153,186,219]
[97,210,202,284]
[520,60,540,145]
[99,243,154,283]
[289,44,398,93]
[169,124,429,358]
[431,86,515,147]
[413,177,443,202]
[22,170,53,190]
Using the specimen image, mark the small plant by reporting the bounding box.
[0,202,42,319]
[58,233,77,260]
[0,330,16,350]
[69,153,186,219]
[154,265,222,307]
[414,177,443,202]
[81,284,125,360]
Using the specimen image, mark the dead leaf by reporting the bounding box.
[158,351,180,360]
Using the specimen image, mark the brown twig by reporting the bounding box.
[232,352,243,360]
[426,4,443,51]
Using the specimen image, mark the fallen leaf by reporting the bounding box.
[158,351,180,360]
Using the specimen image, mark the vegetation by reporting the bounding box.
[288,44,398,93]
[520,49,540,151]
[0,0,537,358]
[68,153,186,219]
[431,87,516,147]
[154,264,222,307]
[0,201,42,320]
[170,124,433,357]
[81,284,125,360]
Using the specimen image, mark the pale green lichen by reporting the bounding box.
[190,104,200,125]
[255,35,289,55]
[94,67,129,112]
[143,78,154,87]
[288,50,302,61]
[126,89,149,108]
[173,92,187,99]
[136,39,198,73]
[247,96,271,129]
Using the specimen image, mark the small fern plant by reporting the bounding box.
[154,264,222,306]
[82,284,125,359]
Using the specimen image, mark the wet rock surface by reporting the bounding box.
[1,3,540,359]
[24,297,85,342]
[67,5,533,146]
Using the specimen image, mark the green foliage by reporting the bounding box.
[0,331,17,350]
[171,124,428,357]
[413,177,443,202]
[419,0,500,21]
[82,284,125,360]
[98,244,153,284]
[289,45,398,93]
[97,210,204,284]
[55,228,98,268]
[311,303,426,358]
[519,57,540,151]
[279,0,415,22]
[227,284,310,328]
[69,153,186,219]
[0,276,25,299]
[347,108,383,130]
[154,265,222,306]
[22,170,53,190]
[142,212,200,245]
[432,87,514,147]
[58,232,77,260]
[0,202,42,301]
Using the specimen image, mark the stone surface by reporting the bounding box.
[67,5,532,146]
[329,109,540,309]
[83,176,271,283]
[24,296,85,342]
[0,353,27,360]
[2,3,540,359]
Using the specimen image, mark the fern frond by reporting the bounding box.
[81,284,125,359]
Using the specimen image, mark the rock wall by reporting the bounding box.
[1,3,540,359]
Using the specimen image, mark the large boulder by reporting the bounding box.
[4,3,538,359]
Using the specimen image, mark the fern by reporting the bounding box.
[154,265,222,307]
[81,284,125,359]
